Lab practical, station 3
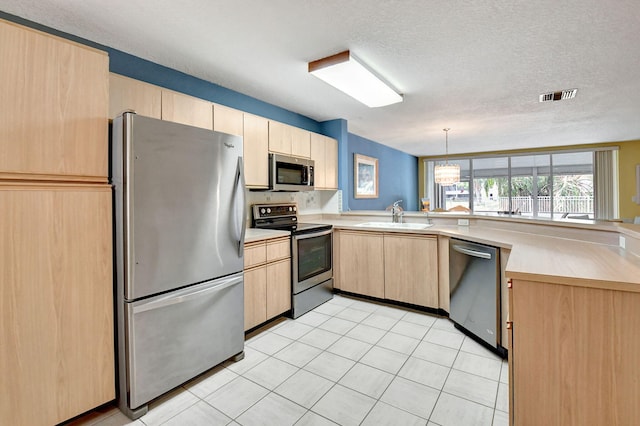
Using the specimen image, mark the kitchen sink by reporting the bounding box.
[354,222,433,229]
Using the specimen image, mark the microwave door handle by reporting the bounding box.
[302,166,308,184]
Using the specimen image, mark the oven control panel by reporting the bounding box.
[252,203,297,219]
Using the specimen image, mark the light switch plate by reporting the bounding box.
[458,218,470,226]
[619,236,626,249]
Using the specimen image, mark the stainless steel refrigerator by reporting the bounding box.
[111,112,246,419]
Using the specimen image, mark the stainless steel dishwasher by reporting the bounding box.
[449,238,504,356]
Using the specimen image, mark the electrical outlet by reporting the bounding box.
[620,236,626,249]
[458,218,470,226]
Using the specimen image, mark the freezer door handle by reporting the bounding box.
[452,244,492,259]
[235,156,247,257]
[133,275,242,314]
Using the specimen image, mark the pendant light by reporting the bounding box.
[434,128,460,185]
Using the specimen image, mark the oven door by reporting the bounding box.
[292,229,333,294]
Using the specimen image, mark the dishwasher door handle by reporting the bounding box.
[452,244,493,259]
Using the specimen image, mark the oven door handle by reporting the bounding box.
[293,228,333,240]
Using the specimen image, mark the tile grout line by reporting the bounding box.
[140,295,506,426]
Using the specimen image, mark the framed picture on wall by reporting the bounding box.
[354,153,379,198]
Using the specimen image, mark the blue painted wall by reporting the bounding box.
[347,133,419,211]
[1,10,417,211]
[108,50,323,133]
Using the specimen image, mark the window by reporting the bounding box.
[510,155,550,217]
[551,152,594,219]
[425,159,470,211]
[472,157,509,214]
[424,148,615,218]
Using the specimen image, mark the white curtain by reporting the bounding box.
[594,149,619,220]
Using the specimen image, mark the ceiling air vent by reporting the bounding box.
[539,88,578,102]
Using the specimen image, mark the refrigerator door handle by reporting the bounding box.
[133,275,242,314]
[235,156,247,257]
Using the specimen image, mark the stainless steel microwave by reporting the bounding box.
[269,153,314,191]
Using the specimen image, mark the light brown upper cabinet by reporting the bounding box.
[0,19,109,181]
[291,126,311,158]
[109,73,161,120]
[310,133,338,190]
[213,103,243,136]
[269,120,311,158]
[243,114,269,188]
[161,89,213,129]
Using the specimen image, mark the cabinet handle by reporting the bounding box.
[506,321,513,330]
[507,279,513,288]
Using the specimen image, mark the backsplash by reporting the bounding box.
[245,190,341,222]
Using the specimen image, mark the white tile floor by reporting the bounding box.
[71,295,509,426]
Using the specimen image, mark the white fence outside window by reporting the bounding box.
[498,196,593,214]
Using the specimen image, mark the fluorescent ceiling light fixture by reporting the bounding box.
[308,50,403,107]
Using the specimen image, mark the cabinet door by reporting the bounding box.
[213,104,243,136]
[266,258,292,318]
[244,266,267,331]
[511,280,640,425]
[268,120,292,155]
[311,133,338,190]
[324,136,338,189]
[0,184,114,425]
[336,231,384,298]
[109,73,161,120]
[244,114,269,188]
[161,90,213,129]
[0,20,108,180]
[291,126,311,158]
[384,234,438,308]
[310,133,326,189]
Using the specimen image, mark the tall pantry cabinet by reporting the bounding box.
[0,19,114,426]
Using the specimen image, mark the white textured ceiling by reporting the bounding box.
[2,0,640,156]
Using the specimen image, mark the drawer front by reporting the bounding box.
[244,243,267,268]
[267,238,290,262]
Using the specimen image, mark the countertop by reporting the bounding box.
[312,218,640,293]
[242,213,640,292]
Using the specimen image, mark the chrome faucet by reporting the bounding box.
[391,200,404,223]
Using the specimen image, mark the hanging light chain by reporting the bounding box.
[443,128,450,164]
[434,127,460,185]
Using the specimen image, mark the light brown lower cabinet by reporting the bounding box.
[244,267,267,330]
[0,184,114,426]
[335,230,438,308]
[243,237,291,330]
[509,279,640,425]
[335,230,385,298]
[266,259,292,318]
[384,234,438,308]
